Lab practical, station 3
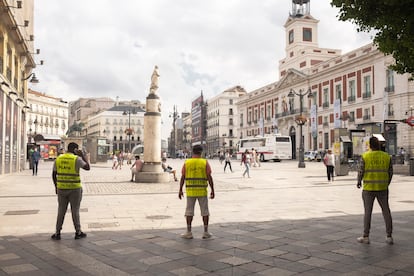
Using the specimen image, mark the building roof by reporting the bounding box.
[107,105,145,113]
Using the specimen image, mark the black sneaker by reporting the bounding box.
[51,233,61,240]
[74,232,87,240]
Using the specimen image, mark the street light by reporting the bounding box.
[169,105,179,158]
[288,88,313,168]
[122,109,136,152]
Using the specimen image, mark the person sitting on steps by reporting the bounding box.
[162,157,178,181]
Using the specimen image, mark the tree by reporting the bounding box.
[66,122,84,136]
[331,0,414,75]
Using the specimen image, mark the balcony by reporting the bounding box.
[384,86,395,93]
[348,116,355,122]
[323,102,329,108]
[348,95,356,103]
[362,91,371,99]
[323,122,329,127]
[363,115,371,120]
[388,111,394,116]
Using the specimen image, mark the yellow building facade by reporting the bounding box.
[0,0,37,174]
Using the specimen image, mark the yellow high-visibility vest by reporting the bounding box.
[362,150,391,191]
[185,158,208,197]
[56,153,81,189]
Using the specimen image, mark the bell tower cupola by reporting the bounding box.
[290,0,310,17]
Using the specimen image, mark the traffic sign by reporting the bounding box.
[406,116,414,127]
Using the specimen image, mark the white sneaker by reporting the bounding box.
[386,236,394,245]
[202,232,212,239]
[181,231,193,239]
[357,236,370,244]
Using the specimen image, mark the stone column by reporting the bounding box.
[135,66,169,183]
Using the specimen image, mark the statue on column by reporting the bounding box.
[150,65,160,94]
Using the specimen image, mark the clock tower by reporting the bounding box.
[279,0,341,77]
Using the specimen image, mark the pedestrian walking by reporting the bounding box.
[115,152,123,170]
[357,136,394,245]
[31,147,41,175]
[219,151,225,164]
[223,150,233,173]
[323,149,335,182]
[112,153,118,169]
[251,148,258,167]
[51,142,90,240]
[179,145,215,239]
[130,155,144,182]
[241,149,251,178]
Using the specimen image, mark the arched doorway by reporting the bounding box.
[289,126,296,159]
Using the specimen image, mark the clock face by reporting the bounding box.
[289,30,294,44]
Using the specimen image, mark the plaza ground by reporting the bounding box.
[0,159,413,275]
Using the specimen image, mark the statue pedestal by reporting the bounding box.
[134,162,170,183]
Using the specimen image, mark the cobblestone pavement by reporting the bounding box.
[0,159,414,275]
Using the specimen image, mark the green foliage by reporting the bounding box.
[66,122,84,136]
[331,0,414,75]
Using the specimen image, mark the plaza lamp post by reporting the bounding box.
[169,105,179,158]
[288,88,313,168]
[123,109,136,152]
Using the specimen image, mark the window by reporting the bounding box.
[229,99,233,105]
[324,133,329,150]
[363,75,371,98]
[363,108,371,120]
[323,116,328,126]
[348,80,355,102]
[289,98,294,112]
[229,108,233,115]
[266,104,271,119]
[289,29,294,44]
[254,110,258,122]
[335,84,341,101]
[240,113,244,126]
[349,111,355,122]
[274,103,278,116]
[386,69,395,92]
[303,28,312,42]
[388,104,394,116]
[323,88,329,107]
[248,111,252,123]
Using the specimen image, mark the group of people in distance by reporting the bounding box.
[51,136,394,245]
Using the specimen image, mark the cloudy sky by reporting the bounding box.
[33,0,372,139]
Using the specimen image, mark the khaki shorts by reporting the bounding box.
[185,196,209,217]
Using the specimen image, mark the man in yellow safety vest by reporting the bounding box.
[357,136,393,245]
[51,142,90,240]
[179,145,215,239]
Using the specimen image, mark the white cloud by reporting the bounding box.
[33,0,372,138]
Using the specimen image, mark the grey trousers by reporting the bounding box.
[362,189,393,237]
[55,188,83,233]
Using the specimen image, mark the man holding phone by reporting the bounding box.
[51,142,90,240]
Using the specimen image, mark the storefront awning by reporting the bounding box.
[373,134,386,142]
[340,136,351,142]
[33,134,61,143]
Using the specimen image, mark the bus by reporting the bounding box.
[236,134,292,161]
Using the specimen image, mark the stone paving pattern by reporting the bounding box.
[1,159,414,275]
